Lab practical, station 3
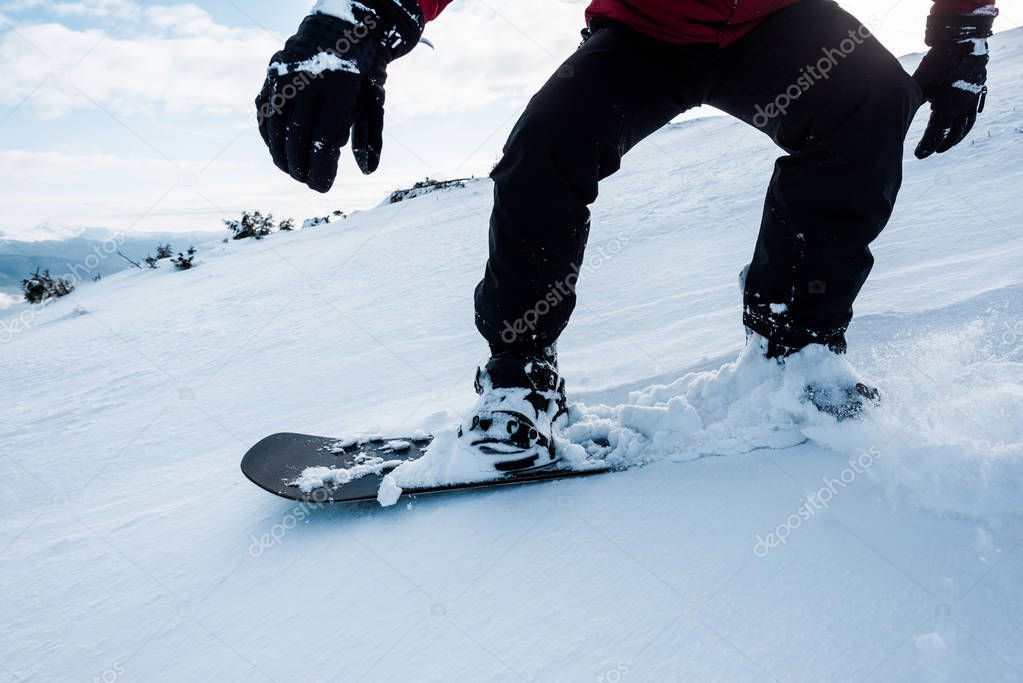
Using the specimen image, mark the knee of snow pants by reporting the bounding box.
[474,25,694,356]
[474,95,602,355]
[714,0,926,350]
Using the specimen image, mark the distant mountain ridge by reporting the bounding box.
[0,229,221,297]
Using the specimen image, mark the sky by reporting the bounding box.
[0,0,1017,240]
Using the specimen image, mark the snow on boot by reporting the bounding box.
[746,329,882,421]
[457,356,567,474]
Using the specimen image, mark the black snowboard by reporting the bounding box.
[241,433,613,504]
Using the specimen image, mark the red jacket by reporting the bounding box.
[416,0,995,46]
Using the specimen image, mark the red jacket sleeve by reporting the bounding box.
[418,0,453,21]
[931,0,996,14]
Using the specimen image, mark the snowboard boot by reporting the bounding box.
[748,328,882,421]
[457,354,568,474]
[804,381,881,420]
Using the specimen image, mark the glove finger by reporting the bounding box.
[307,104,354,193]
[285,94,320,183]
[264,79,294,174]
[352,80,385,175]
[255,78,272,149]
[936,109,977,154]
[935,120,966,155]
[914,108,953,160]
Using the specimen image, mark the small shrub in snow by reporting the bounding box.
[172,247,197,271]
[144,242,175,268]
[389,177,471,204]
[21,269,75,304]
[225,210,294,240]
[225,210,273,240]
[302,210,345,229]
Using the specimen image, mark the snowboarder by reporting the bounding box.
[257,0,997,473]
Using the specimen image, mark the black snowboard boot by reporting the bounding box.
[457,354,568,473]
[804,381,881,420]
[749,328,882,420]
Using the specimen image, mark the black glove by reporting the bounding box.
[913,11,996,159]
[256,1,423,192]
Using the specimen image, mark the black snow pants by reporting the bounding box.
[475,0,923,357]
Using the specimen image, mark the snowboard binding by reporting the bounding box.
[458,356,568,473]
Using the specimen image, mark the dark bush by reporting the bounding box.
[172,247,197,271]
[21,269,75,304]
[144,242,175,268]
[302,210,345,229]
[389,177,471,204]
[225,211,277,240]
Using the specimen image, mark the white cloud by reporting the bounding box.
[0,1,591,120]
[0,4,277,118]
[0,148,242,183]
[0,291,19,309]
[1,0,134,18]
[390,2,587,119]
[50,0,136,18]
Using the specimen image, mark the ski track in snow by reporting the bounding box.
[2,29,1022,682]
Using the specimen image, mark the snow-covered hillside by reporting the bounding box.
[2,29,1022,682]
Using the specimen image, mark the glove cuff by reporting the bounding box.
[373,0,426,58]
[288,13,380,75]
[312,0,424,59]
[925,11,997,46]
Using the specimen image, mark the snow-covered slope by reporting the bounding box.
[2,29,1022,682]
